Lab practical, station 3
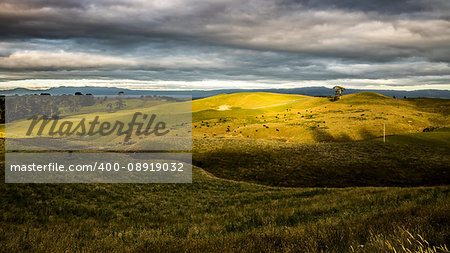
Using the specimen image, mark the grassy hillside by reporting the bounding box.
[6,92,448,145]
[192,92,450,143]
[1,92,449,252]
[371,127,450,147]
[4,98,191,151]
[193,135,450,187]
[192,92,308,111]
[0,151,449,252]
[191,93,450,187]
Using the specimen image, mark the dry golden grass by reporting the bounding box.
[192,92,450,143]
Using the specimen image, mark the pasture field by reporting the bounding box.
[192,92,450,143]
[0,92,449,252]
[0,148,449,252]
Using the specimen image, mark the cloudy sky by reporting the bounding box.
[0,0,449,90]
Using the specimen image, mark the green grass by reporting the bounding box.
[371,128,450,147]
[8,92,448,145]
[192,92,450,142]
[193,136,450,187]
[1,158,449,252]
[4,98,191,150]
[1,128,450,251]
[1,92,449,252]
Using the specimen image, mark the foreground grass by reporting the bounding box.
[1,162,449,252]
[1,133,449,252]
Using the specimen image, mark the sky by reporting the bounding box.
[0,0,449,91]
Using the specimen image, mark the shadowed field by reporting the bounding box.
[193,135,450,187]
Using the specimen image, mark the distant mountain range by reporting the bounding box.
[1,86,449,99]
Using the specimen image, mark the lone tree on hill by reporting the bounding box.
[115,91,126,110]
[333,86,346,100]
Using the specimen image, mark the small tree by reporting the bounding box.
[115,91,126,110]
[333,86,346,100]
[106,103,113,112]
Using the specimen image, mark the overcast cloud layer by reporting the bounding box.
[0,0,449,90]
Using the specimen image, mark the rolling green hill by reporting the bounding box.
[191,92,450,188]
[4,98,192,150]
[192,92,450,142]
[0,93,449,252]
[192,92,308,111]
[5,92,448,146]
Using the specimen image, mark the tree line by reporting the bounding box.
[2,94,95,122]
[0,93,184,123]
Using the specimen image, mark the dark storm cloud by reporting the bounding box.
[1,0,448,55]
[281,0,431,14]
[0,0,449,89]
